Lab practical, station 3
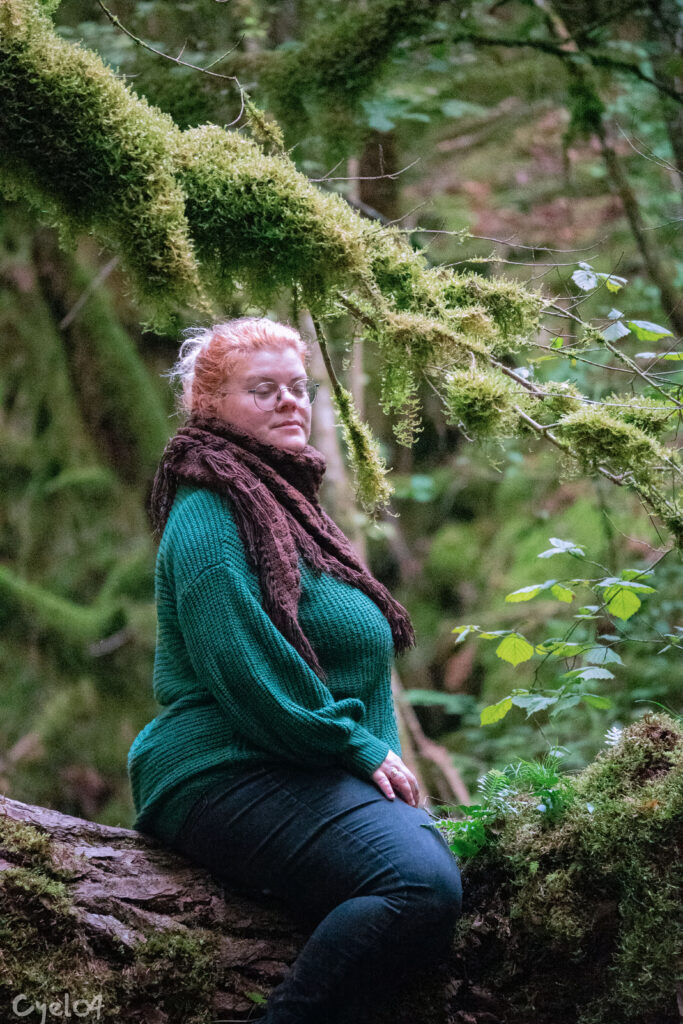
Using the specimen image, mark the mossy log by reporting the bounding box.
[1,715,681,1024]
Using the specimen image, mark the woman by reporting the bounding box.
[128,317,462,1024]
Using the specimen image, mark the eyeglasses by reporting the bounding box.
[245,378,319,411]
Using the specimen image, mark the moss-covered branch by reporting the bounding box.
[0,0,680,541]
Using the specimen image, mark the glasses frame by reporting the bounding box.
[244,378,320,411]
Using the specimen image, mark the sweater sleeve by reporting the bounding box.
[176,561,390,776]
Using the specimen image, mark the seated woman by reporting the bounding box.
[128,317,462,1024]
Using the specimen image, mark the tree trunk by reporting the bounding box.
[0,795,449,1024]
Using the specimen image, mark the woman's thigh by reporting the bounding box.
[171,763,462,924]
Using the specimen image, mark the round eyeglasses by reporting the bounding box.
[247,378,319,411]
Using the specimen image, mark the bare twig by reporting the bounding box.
[59,257,119,330]
[97,0,243,87]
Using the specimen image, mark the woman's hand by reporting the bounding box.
[371,750,420,807]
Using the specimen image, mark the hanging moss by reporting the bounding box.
[537,380,584,420]
[0,0,678,530]
[331,385,392,513]
[556,405,673,478]
[443,366,517,438]
[602,393,678,437]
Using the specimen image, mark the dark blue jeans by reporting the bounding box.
[170,763,462,1024]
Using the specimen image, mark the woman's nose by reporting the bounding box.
[275,386,299,409]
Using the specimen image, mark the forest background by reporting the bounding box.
[1,0,682,832]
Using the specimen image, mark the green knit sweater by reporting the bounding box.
[128,485,401,843]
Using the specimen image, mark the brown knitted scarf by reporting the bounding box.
[150,413,415,680]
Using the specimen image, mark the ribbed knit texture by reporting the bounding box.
[128,485,401,843]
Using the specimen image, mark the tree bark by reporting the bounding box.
[0,795,450,1024]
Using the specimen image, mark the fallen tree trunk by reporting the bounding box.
[1,714,681,1024]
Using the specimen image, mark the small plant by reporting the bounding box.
[451,537,680,726]
[429,751,576,859]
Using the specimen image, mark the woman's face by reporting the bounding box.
[216,346,312,452]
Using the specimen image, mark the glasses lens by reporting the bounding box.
[251,380,318,410]
[252,384,279,410]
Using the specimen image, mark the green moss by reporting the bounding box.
[0,816,55,873]
[0,821,221,1023]
[444,366,516,438]
[124,930,221,1022]
[557,405,671,478]
[602,393,678,437]
[450,714,683,1024]
[332,385,392,513]
[537,380,583,420]
[260,0,443,151]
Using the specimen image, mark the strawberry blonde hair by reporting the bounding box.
[167,318,309,416]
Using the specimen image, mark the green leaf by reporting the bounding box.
[480,697,513,725]
[582,694,613,709]
[479,629,511,640]
[561,666,615,681]
[603,274,627,293]
[663,352,683,360]
[604,585,642,620]
[602,320,630,342]
[620,569,654,582]
[572,265,598,291]
[626,320,673,342]
[452,624,479,643]
[496,634,534,666]
[550,336,564,349]
[551,583,575,603]
[635,352,658,360]
[584,646,623,666]
[511,693,558,717]
[538,538,585,559]
[505,581,555,603]
[549,694,582,717]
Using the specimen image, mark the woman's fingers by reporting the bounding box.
[371,768,396,801]
[372,753,420,806]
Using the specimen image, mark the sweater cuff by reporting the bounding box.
[342,726,390,776]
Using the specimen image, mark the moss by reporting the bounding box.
[443,366,517,438]
[259,0,443,152]
[332,385,392,513]
[0,563,125,644]
[0,0,206,325]
[557,405,672,478]
[124,930,221,1023]
[0,1,676,529]
[450,714,683,1024]
[537,380,584,420]
[0,820,221,1023]
[0,815,56,873]
[602,393,678,438]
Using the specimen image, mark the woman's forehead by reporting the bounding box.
[235,346,306,382]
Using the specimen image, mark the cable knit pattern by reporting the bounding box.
[128,485,401,843]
